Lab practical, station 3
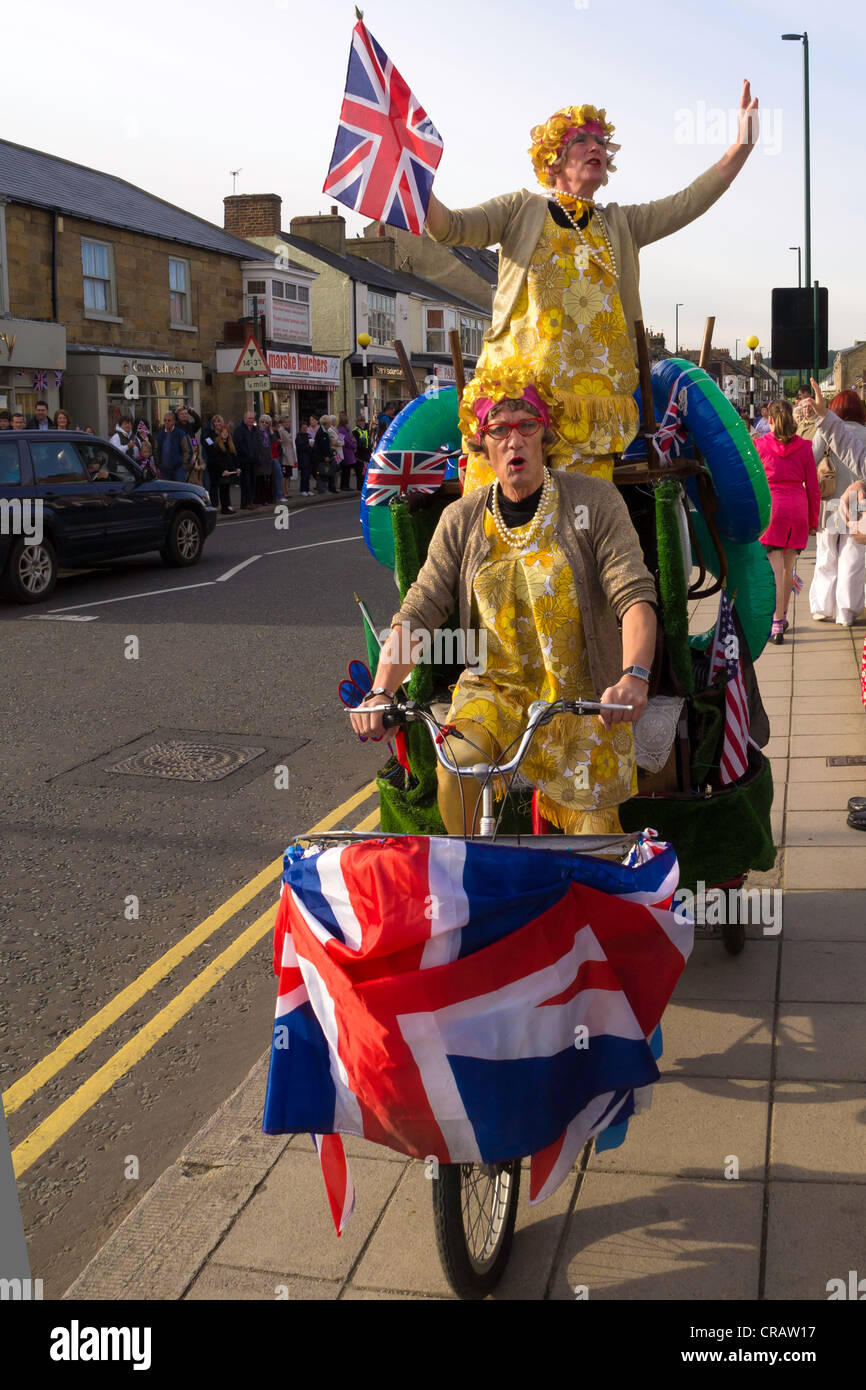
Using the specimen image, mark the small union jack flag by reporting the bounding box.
[54,370,64,389]
[32,370,48,392]
[323,18,443,235]
[650,371,690,465]
[364,448,451,506]
[708,590,754,786]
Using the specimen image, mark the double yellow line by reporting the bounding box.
[6,782,380,1178]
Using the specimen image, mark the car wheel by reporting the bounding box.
[4,536,58,604]
[161,509,204,567]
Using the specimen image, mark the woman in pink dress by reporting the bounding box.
[756,399,820,643]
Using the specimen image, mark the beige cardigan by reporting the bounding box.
[392,471,657,700]
[428,167,729,356]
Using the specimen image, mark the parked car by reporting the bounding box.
[0,431,218,603]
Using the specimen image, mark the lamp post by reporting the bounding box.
[746,334,760,427]
[675,302,684,355]
[789,246,803,387]
[782,32,817,378]
[357,331,371,424]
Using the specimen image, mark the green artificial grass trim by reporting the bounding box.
[620,753,775,893]
[378,757,445,835]
[655,479,694,695]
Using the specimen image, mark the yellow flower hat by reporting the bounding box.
[458,358,560,444]
[528,105,620,188]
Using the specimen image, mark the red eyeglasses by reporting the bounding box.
[479,418,543,442]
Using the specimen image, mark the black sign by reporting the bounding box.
[771,287,828,370]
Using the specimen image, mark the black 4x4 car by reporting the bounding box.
[0,431,217,603]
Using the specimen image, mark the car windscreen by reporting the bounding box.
[0,440,21,485]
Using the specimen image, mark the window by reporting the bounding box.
[81,238,117,316]
[426,308,446,354]
[0,440,21,485]
[271,281,284,299]
[460,315,484,358]
[368,291,395,347]
[30,441,88,484]
[246,280,267,295]
[169,257,191,326]
[76,442,136,483]
[0,204,8,314]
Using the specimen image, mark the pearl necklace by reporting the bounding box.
[490,468,553,549]
[549,188,617,279]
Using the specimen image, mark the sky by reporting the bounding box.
[4,0,864,362]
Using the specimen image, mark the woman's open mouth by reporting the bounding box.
[507,456,526,469]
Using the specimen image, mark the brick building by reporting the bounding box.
[223,195,492,423]
[0,139,273,434]
[832,341,866,396]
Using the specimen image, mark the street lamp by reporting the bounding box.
[746,334,760,426]
[789,245,802,288]
[357,331,371,423]
[675,302,684,355]
[782,32,818,377]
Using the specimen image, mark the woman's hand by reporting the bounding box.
[810,378,828,419]
[736,79,760,149]
[348,692,390,742]
[598,675,649,728]
[840,480,866,532]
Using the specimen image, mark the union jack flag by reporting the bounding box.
[323,19,443,235]
[54,370,64,389]
[363,447,451,505]
[708,590,753,785]
[651,371,690,465]
[262,835,691,1231]
[32,370,48,392]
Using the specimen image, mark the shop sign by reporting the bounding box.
[271,300,311,342]
[244,375,271,391]
[130,359,186,377]
[267,351,339,386]
[372,363,406,379]
[426,362,457,384]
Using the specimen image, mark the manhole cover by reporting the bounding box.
[110,739,266,783]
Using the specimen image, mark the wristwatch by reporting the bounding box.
[366,686,396,701]
[622,665,651,683]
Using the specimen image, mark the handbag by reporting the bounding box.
[817,451,836,501]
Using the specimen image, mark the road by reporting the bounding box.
[0,495,399,1296]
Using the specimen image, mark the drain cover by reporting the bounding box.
[826,755,866,766]
[111,739,266,783]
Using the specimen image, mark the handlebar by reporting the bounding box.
[347,696,633,781]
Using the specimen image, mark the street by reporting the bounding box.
[0,494,398,1297]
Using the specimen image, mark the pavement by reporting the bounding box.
[63,539,866,1302]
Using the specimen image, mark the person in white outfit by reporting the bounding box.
[809,390,866,626]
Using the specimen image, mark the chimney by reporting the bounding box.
[377,222,386,239]
[224,194,282,239]
[289,210,346,256]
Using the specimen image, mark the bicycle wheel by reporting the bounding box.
[432,1160,521,1299]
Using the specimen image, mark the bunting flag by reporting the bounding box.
[32,370,48,392]
[263,834,691,1232]
[54,370,64,389]
[708,589,753,785]
[323,17,443,234]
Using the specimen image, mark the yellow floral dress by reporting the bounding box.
[448,482,636,831]
[464,207,640,493]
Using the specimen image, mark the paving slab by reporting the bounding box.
[661,1002,774,1080]
[779,941,866,1002]
[787,757,866,783]
[790,695,864,715]
[184,1267,341,1300]
[548,1173,763,1301]
[785,846,866,890]
[783,810,866,847]
[786,781,866,811]
[764,1181,866,1299]
[791,713,865,737]
[672,940,779,1002]
[790,679,861,698]
[780,890,866,940]
[590,1078,768,1181]
[770,1082,866,1183]
[789,733,866,758]
[776,1004,866,1080]
[211,1149,405,1282]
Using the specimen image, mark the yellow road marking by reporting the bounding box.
[2,780,378,1116]
[12,906,276,1178]
[352,807,382,832]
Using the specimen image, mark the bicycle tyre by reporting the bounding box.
[432,1160,521,1299]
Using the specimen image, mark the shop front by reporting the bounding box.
[266,349,340,431]
[0,317,66,422]
[349,357,426,423]
[63,350,202,437]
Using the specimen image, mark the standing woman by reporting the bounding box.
[257,414,275,504]
[337,410,357,491]
[53,408,72,430]
[295,418,315,496]
[425,84,759,490]
[809,391,866,626]
[756,399,820,643]
[278,415,295,496]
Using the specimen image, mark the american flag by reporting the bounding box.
[32,370,48,392]
[323,18,443,235]
[363,447,450,505]
[263,834,690,1231]
[708,590,752,785]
